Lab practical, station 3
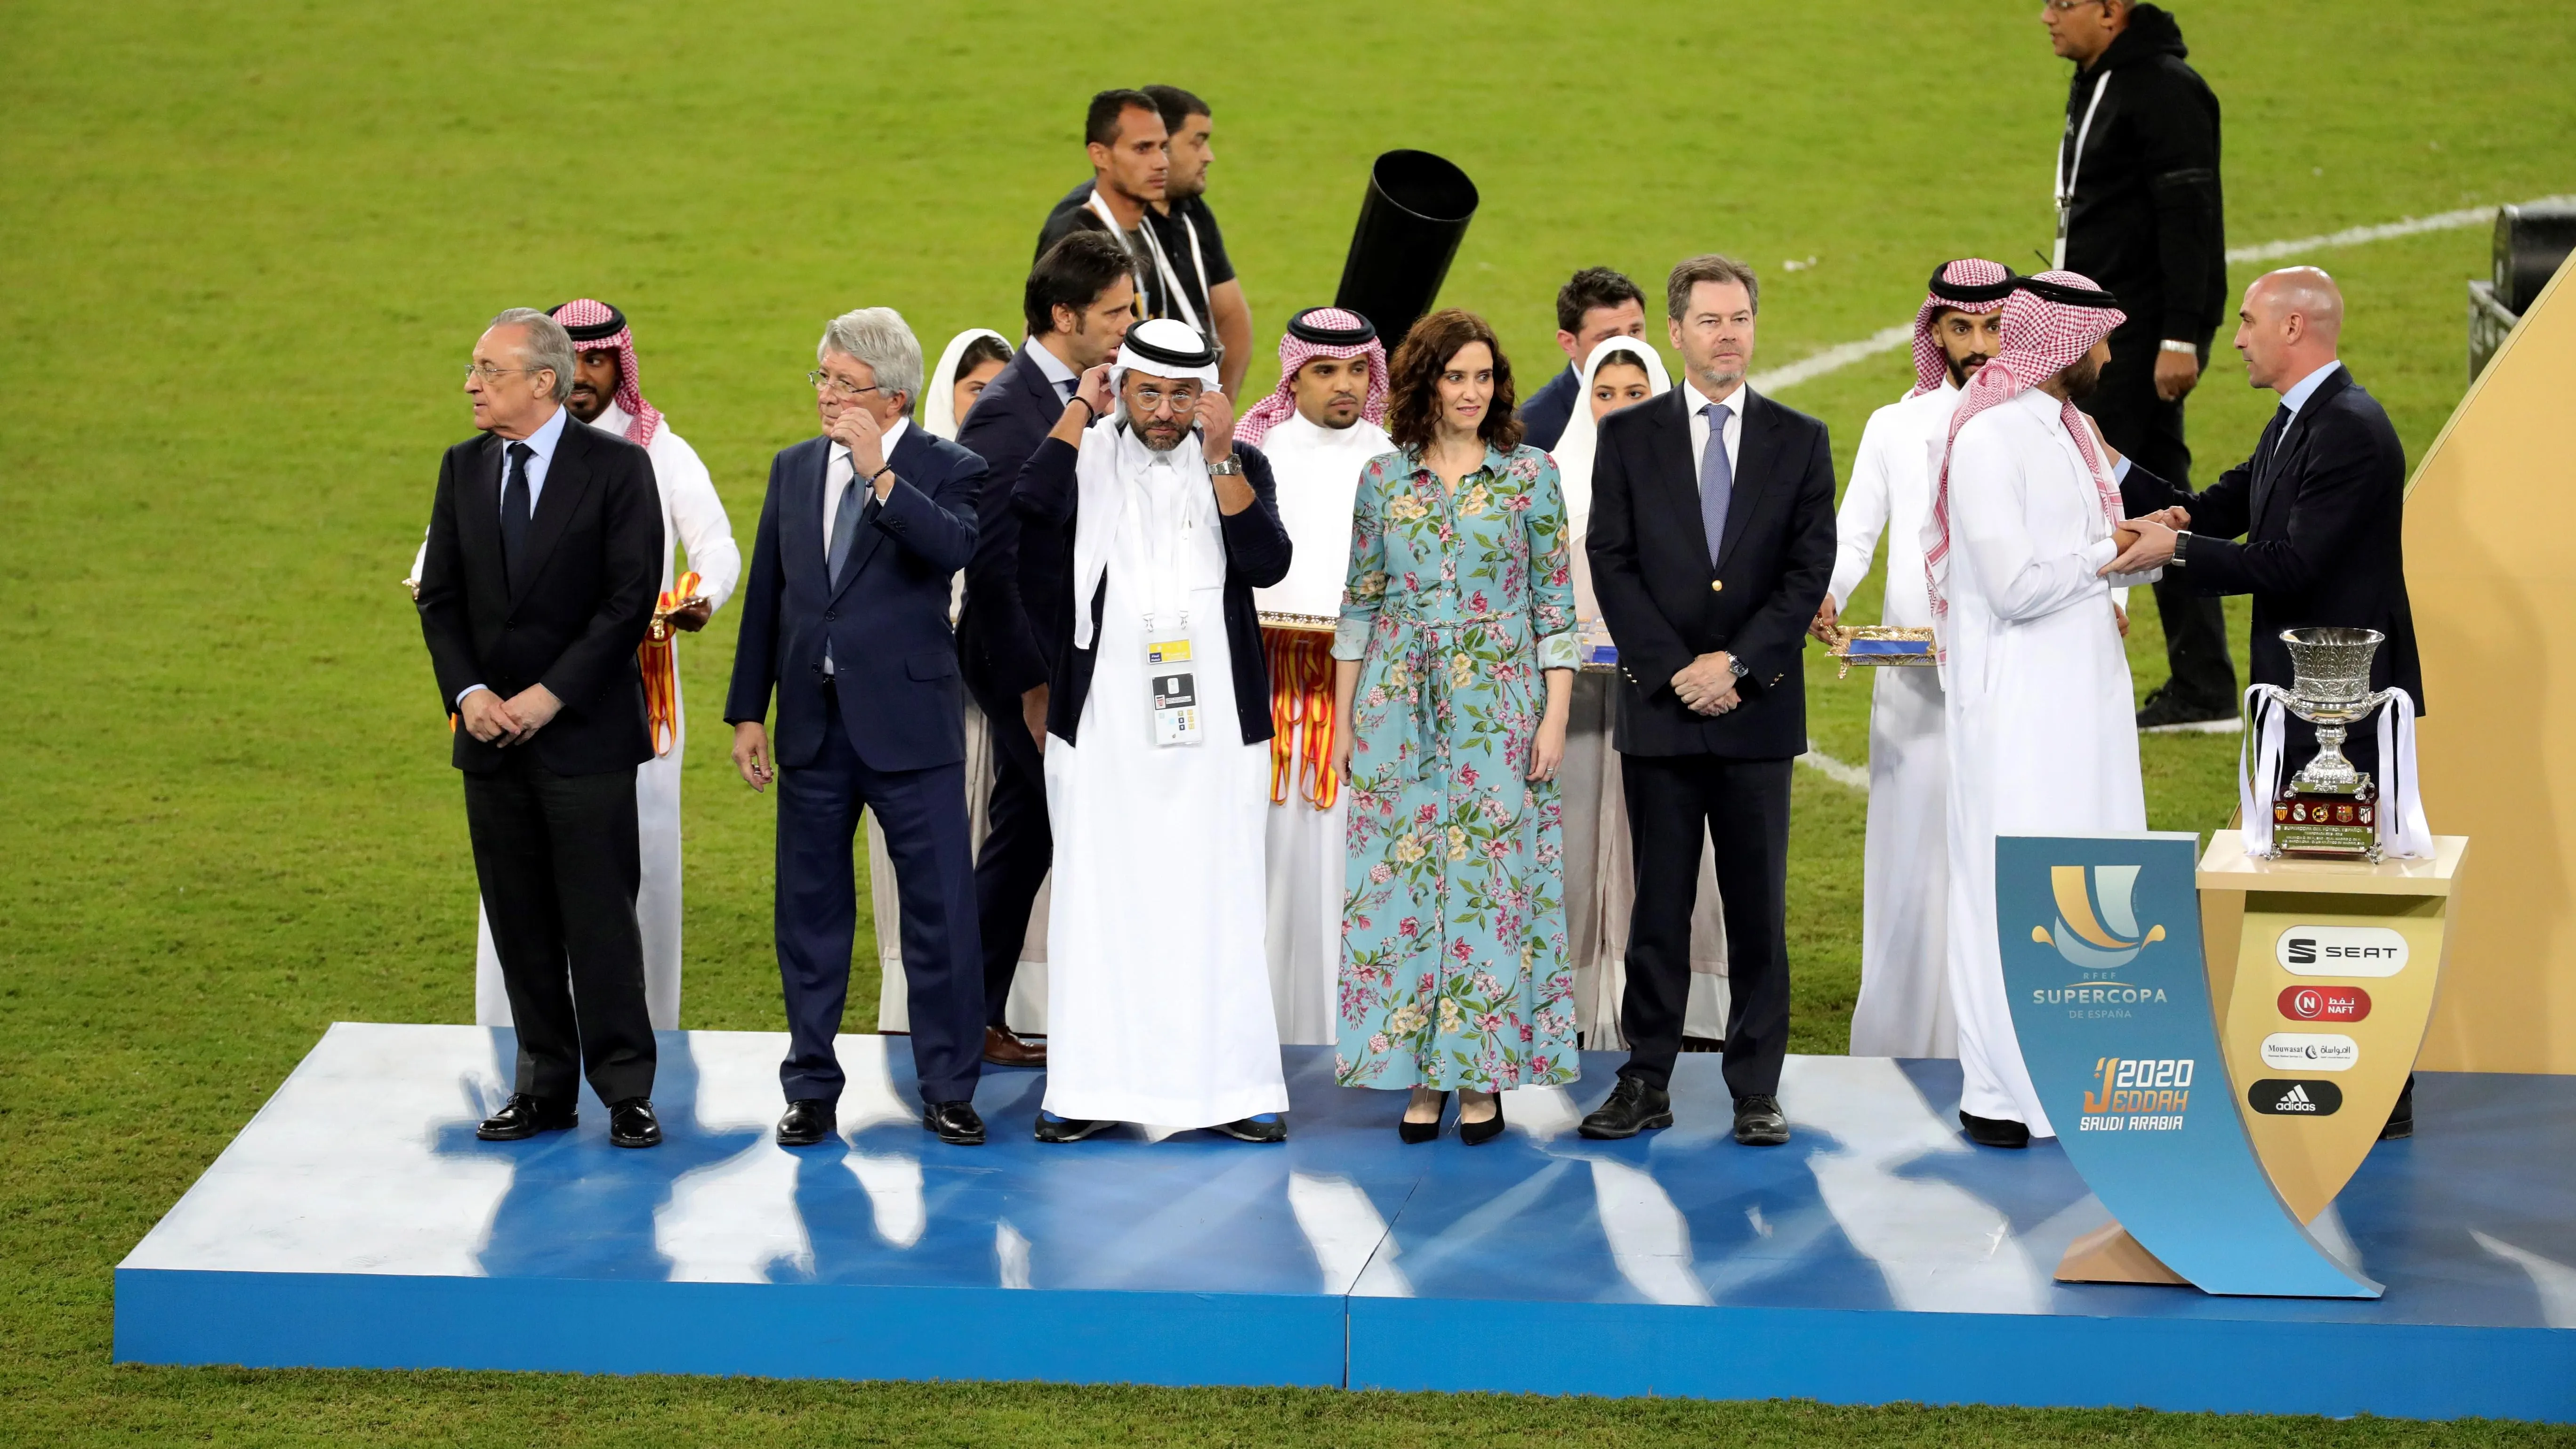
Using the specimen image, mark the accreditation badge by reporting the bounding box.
[1146,636,1204,747]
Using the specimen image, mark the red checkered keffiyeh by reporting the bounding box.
[547,299,661,447]
[1235,306,1388,446]
[1922,271,2126,649]
[1908,258,2016,398]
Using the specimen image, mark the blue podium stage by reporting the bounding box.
[118,1024,2576,1420]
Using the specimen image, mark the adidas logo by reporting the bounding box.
[2276,1084,2318,1112]
[2248,1078,2343,1116]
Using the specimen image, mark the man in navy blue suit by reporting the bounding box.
[1514,267,1650,452]
[725,308,989,1148]
[952,232,1135,1069]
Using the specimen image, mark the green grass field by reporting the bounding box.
[5,0,2572,1441]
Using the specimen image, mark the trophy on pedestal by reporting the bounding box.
[2254,626,2399,861]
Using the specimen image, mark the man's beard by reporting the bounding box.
[1165,169,1206,201]
[1945,352,1992,387]
[569,386,610,424]
[2058,354,2105,402]
[1122,405,1188,453]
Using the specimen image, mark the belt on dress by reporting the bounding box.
[1378,610,1520,785]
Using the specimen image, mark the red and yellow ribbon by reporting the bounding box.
[1264,626,1339,810]
[640,570,702,758]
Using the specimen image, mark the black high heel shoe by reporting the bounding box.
[1459,1091,1506,1146]
[1398,1092,1449,1144]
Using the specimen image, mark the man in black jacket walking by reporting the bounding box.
[2045,0,2235,727]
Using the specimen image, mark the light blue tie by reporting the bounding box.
[827,473,864,589]
[1699,402,1734,564]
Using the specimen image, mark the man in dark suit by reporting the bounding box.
[725,308,989,1148]
[953,233,1135,1069]
[1579,256,1837,1147]
[2044,0,2235,727]
[2104,266,2424,1138]
[1514,266,1650,452]
[418,308,666,1149]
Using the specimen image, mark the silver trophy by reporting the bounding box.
[2253,626,2398,860]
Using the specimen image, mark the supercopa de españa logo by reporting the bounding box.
[2029,864,2172,1018]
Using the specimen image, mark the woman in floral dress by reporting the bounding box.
[1330,309,1581,1143]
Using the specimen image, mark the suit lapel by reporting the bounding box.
[2256,369,2348,537]
[508,419,595,608]
[781,436,827,597]
[462,435,507,597]
[829,431,908,604]
[1714,391,1773,572]
[1654,388,1715,574]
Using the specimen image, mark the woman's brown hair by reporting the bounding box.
[1385,308,1523,454]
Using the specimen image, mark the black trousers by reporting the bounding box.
[2085,337,2237,711]
[775,689,985,1105]
[1618,754,1794,1099]
[967,676,1050,1030]
[463,751,656,1105]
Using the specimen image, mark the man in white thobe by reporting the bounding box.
[1013,318,1295,1142]
[408,299,740,1030]
[1812,260,2012,1060]
[1924,271,2152,1147]
[1240,307,1391,1047]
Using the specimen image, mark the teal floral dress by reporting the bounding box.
[1332,443,1582,1092]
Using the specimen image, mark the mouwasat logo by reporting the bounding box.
[2031,865,2167,970]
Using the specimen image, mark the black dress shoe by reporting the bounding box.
[1211,1114,1287,1143]
[1731,1094,1790,1146]
[982,1025,1048,1068]
[608,1097,662,1149]
[923,1099,986,1146]
[476,1093,576,1142]
[1034,1111,1113,1143]
[2137,684,2238,731]
[1960,1109,2030,1149]
[2378,1074,2416,1141]
[1398,1092,1449,1144]
[776,1098,838,1147]
[1578,1077,1674,1140]
[1459,1093,1507,1146]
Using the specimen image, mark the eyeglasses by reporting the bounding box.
[1127,385,1202,416]
[808,370,886,400]
[2041,0,2110,12]
[464,363,545,382]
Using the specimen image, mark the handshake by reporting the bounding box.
[2102,505,2191,578]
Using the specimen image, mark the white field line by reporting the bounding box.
[1798,745,1871,791]
[1749,194,2571,398]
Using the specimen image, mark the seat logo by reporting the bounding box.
[2277,925,2409,977]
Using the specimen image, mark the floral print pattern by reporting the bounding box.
[1332,443,1580,1091]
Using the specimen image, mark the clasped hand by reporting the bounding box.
[459,683,561,745]
[1672,651,1741,716]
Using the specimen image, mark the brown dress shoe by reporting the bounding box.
[983,1025,1047,1068]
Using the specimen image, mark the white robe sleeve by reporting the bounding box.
[406,528,427,589]
[654,432,741,611]
[1951,423,2118,624]
[1828,408,1898,611]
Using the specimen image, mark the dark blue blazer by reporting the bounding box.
[955,345,1069,704]
[724,425,983,773]
[1516,364,1581,453]
[2117,365,2422,712]
[1012,432,1291,747]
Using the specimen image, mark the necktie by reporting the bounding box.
[1699,402,1734,564]
[2251,403,2293,521]
[827,469,865,588]
[1057,377,1078,402]
[500,442,534,583]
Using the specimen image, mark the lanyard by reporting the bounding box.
[1087,189,1205,334]
[2053,72,2112,269]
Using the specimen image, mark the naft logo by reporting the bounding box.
[2261,1032,2359,1072]
[2277,925,2409,978]
[2248,1079,2345,1116]
[2031,865,2166,971]
[2278,985,2372,1022]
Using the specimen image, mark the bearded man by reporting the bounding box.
[409,299,741,1031]
[1012,318,1295,1143]
[1238,306,1391,1046]
[1924,271,2157,1148]
[1811,261,2012,1061]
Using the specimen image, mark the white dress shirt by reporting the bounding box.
[455,405,572,707]
[1024,337,1080,402]
[2278,359,2343,419]
[1681,374,1748,485]
[822,417,910,553]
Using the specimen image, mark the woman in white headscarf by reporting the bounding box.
[921,328,1013,440]
[1545,337,1728,1051]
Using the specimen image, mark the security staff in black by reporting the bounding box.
[2046,0,2231,726]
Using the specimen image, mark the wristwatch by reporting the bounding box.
[1207,456,1241,477]
[1728,657,1750,679]
[2171,530,2192,567]
[2158,339,2198,355]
